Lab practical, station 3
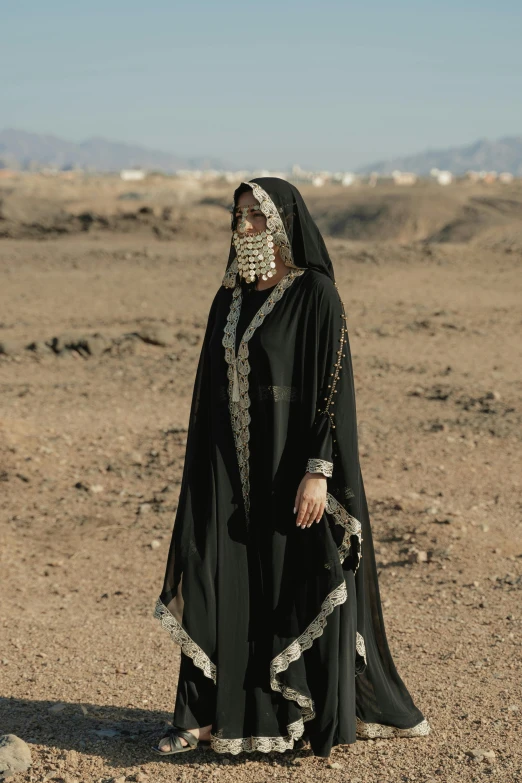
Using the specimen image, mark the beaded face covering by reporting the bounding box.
[232,206,277,283]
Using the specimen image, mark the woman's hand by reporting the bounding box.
[294,472,327,528]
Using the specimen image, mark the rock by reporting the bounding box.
[465,748,496,761]
[82,334,110,357]
[90,484,104,494]
[44,332,109,358]
[507,704,519,712]
[0,340,23,356]
[93,728,120,738]
[48,702,68,714]
[138,503,151,515]
[426,384,452,401]
[136,324,174,347]
[26,340,51,354]
[327,761,343,769]
[46,334,78,355]
[150,540,160,550]
[109,776,126,783]
[74,481,89,492]
[0,734,32,779]
[408,549,429,564]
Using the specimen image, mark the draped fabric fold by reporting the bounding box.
[155,177,429,756]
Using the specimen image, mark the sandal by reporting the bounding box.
[293,733,310,751]
[151,726,201,755]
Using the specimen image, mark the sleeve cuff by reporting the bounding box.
[306,458,333,478]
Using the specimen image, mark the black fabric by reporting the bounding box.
[158,177,427,757]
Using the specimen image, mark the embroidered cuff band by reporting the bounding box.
[306,458,333,478]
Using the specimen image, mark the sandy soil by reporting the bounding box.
[0,176,521,783]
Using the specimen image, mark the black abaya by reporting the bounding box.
[155,178,430,756]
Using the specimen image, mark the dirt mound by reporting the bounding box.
[0,193,77,238]
[0,322,202,360]
[303,184,522,244]
[0,190,228,240]
[426,194,522,243]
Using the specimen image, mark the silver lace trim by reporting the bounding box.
[356,717,431,739]
[326,492,363,571]
[210,718,304,755]
[153,598,216,683]
[307,458,334,477]
[356,631,367,664]
[270,580,348,722]
[222,270,304,518]
[222,257,238,289]
[268,495,363,722]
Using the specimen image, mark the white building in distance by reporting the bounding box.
[120,169,146,181]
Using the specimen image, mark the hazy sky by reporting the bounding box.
[2,0,521,170]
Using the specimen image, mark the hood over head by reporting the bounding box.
[222,177,334,287]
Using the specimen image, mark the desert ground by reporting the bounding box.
[0,174,521,783]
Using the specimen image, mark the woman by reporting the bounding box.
[152,177,430,758]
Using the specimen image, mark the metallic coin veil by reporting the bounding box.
[232,225,277,283]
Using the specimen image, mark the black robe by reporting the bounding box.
[154,178,430,756]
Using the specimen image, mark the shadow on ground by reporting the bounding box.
[0,697,311,771]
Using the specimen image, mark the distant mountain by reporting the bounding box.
[356,136,522,176]
[0,128,226,172]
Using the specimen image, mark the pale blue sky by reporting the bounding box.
[2,0,521,169]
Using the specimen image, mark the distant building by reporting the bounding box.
[431,168,453,186]
[341,173,357,187]
[120,169,146,181]
[392,170,417,186]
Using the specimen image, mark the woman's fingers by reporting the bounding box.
[296,498,309,527]
[314,501,324,524]
[302,502,315,528]
[306,500,321,527]
[294,486,302,516]
[298,498,318,528]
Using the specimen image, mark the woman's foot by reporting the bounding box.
[157,724,212,753]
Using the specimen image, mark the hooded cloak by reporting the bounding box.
[155,177,430,756]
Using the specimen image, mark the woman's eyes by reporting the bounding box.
[235,211,263,218]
